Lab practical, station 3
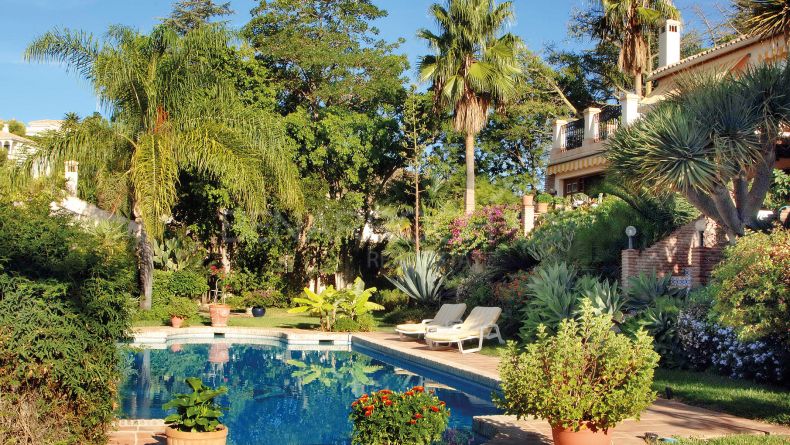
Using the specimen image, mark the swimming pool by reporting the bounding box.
[119,340,501,445]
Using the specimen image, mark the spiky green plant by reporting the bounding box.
[606,63,790,238]
[743,0,790,39]
[576,275,626,323]
[386,250,447,304]
[625,270,685,311]
[21,25,302,309]
[418,0,522,214]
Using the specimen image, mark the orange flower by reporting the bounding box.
[409,420,417,425]
[351,401,358,407]
[384,400,393,406]
[405,391,414,396]
[364,410,372,417]
[430,406,439,412]
[413,413,423,419]
[413,386,424,393]
[439,401,446,406]
[378,389,392,395]
[365,405,375,411]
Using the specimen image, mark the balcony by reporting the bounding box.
[557,105,621,151]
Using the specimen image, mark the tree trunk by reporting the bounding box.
[415,166,421,254]
[464,131,476,215]
[634,72,643,98]
[133,210,154,311]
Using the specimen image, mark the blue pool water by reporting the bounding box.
[119,341,500,445]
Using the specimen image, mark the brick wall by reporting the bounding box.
[621,217,729,288]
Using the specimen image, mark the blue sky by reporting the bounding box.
[0,0,721,123]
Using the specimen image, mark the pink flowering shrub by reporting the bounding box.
[446,205,519,260]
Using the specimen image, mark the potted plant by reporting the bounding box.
[553,196,567,210]
[349,387,450,445]
[209,266,231,327]
[496,301,659,445]
[164,377,228,445]
[535,193,553,213]
[522,193,534,207]
[167,297,197,328]
[243,290,275,318]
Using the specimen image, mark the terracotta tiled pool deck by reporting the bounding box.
[110,327,790,445]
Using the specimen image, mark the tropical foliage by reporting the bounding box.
[23,24,302,309]
[606,63,790,237]
[498,301,660,431]
[387,251,447,304]
[289,278,383,331]
[419,0,522,214]
[163,377,227,433]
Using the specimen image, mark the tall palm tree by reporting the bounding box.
[23,25,302,309]
[742,0,790,38]
[593,0,679,97]
[605,63,790,238]
[418,0,522,215]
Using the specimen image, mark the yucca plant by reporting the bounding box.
[742,0,790,39]
[606,63,790,238]
[386,250,447,304]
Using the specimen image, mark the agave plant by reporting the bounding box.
[386,251,447,304]
[576,275,626,323]
[519,262,578,341]
[625,270,685,311]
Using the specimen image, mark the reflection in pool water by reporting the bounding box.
[119,342,499,445]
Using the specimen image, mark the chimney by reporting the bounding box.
[659,19,681,69]
[65,161,79,196]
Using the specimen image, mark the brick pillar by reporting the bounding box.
[621,249,640,290]
[691,247,724,286]
[521,195,535,236]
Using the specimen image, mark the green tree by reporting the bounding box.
[244,0,408,289]
[163,0,233,34]
[23,25,302,309]
[591,0,679,97]
[418,0,522,215]
[606,63,790,238]
[1,119,26,136]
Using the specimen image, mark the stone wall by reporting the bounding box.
[621,217,728,288]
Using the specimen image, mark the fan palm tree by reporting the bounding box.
[605,62,790,238]
[743,0,790,38]
[593,0,679,97]
[23,25,302,309]
[418,0,522,215]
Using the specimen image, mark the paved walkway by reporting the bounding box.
[109,328,790,445]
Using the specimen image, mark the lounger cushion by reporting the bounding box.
[395,303,466,333]
[424,306,502,342]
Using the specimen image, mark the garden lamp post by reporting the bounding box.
[625,226,637,250]
[694,219,707,247]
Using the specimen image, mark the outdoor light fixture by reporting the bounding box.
[625,226,637,250]
[694,219,707,247]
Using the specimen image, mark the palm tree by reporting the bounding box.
[23,25,302,309]
[593,0,679,97]
[742,0,790,38]
[605,62,790,238]
[418,0,522,215]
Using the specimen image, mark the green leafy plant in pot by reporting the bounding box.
[167,297,198,328]
[164,377,228,445]
[243,290,279,318]
[496,300,659,445]
[534,193,553,213]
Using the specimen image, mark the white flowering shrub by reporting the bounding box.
[677,309,785,384]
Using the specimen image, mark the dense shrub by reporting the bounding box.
[350,388,450,445]
[491,271,531,337]
[332,313,375,332]
[0,200,136,444]
[455,272,492,309]
[375,288,410,311]
[498,301,659,432]
[167,269,209,298]
[243,288,288,308]
[711,229,790,349]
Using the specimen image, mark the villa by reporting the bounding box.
[546,20,790,196]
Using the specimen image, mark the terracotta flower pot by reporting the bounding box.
[551,424,611,445]
[170,316,184,329]
[209,343,230,364]
[209,304,231,327]
[522,194,534,206]
[536,202,549,213]
[166,426,228,445]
